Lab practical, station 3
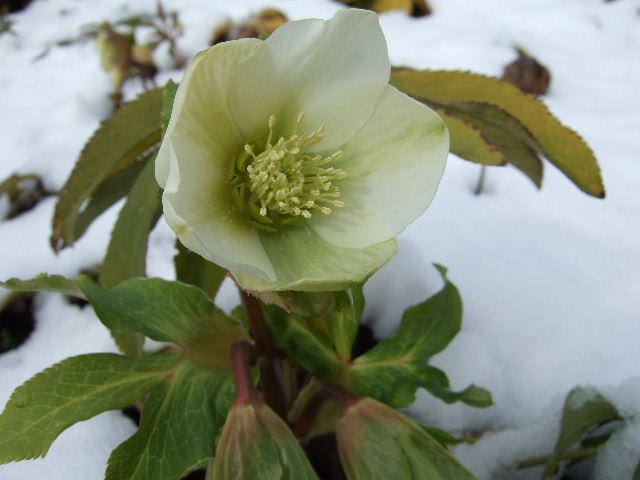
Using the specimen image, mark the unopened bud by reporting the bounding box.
[208,399,319,479]
[336,397,479,479]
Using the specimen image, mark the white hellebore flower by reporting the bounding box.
[156,9,448,292]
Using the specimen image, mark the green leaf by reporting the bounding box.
[100,152,161,288]
[344,265,491,408]
[290,291,336,317]
[72,152,149,242]
[440,102,544,187]
[0,352,180,463]
[98,154,162,358]
[262,304,344,380]
[391,69,605,197]
[424,381,493,408]
[421,426,476,447]
[175,241,227,300]
[77,277,247,367]
[51,87,163,251]
[0,273,84,299]
[325,291,359,359]
[543,387,620,478]
[435,108,506,166]
[110,331,145,361]
[106,362,234,480]
[372,0,413,14]
[162,79,179,131]
[349,284,366,323]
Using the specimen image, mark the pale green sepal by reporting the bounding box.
[309,85,448,249]
[162,136,276,281]
[0,353,181,463]
[230,9,389,148]
[234,227,398,292]
[156,38,262,189]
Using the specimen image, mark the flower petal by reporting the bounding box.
[162,137,276,280]
[309,85,449,248]
[229,9,390,149]
[233,226,398,292]
[156,38,262,189]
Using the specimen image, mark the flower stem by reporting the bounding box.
[239,289,274,355]
[230,339,257,406]
[239,289,288,418]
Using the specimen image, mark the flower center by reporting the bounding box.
[230,113,346,231]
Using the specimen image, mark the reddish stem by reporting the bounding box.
[230,340,257,405]
[240,290,274,356]
[324,383,361,414]
[239,289,288,418]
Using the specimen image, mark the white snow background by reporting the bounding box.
[1,0,639,478]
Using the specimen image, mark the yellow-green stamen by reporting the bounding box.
[231,113,346,230]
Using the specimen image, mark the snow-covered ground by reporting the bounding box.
[1,0,639,478]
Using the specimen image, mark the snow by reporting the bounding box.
[1,0,639,478]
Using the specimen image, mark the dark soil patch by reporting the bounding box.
[0,293,36,353]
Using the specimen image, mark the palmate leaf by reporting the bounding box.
[107,362,234,480]
[0,352,236,479]
[391,69,605,197]
[51,87,163,251]
[263,266,491,409]
[344,265,492,408]
[77,277,248,368]
[0,352,181,463]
